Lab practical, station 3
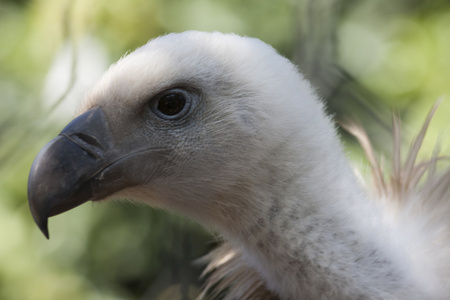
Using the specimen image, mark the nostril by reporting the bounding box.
[72,133,104,150]
[59,133,104,159]
[56,107,110,160]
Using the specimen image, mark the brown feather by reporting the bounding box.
[197,243,278,300]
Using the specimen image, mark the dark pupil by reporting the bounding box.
[157,93,186,116]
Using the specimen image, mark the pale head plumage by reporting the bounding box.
[28,31,450,299]
[79,31,340,233]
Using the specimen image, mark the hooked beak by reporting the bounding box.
[28,107,166,238]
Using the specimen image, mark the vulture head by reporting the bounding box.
[29,31,333,238]
[28,31,450,299]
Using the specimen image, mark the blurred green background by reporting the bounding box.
[0,0,449,299]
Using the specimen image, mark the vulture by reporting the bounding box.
[28,31,450,299]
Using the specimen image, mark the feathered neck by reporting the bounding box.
[208,115,431,299]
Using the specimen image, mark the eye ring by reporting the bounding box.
[149,89,193,120]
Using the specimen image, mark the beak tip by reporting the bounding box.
[40,220,50,240]
[29,203,50,239]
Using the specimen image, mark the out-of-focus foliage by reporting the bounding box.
[294,0,450,158]
[0,0,449,299]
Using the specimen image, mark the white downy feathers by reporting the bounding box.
[75,31,450,299]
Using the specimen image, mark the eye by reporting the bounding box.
[149,89,193,119]
[158,93,186,116]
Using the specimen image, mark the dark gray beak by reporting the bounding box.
[28,108,145,238]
